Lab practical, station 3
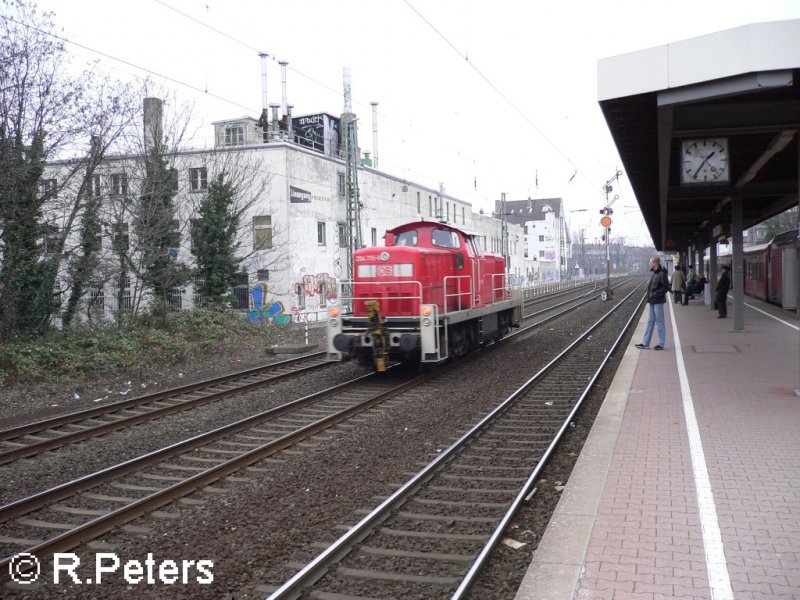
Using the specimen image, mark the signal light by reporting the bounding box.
[328,307,340,318]
[421,305,433,317]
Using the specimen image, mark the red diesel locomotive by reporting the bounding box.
[327,221,521,371]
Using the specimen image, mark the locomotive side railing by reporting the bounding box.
[442,275,473,314]
[491,272,514,301]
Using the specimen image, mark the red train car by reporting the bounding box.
[743,243,769,301]
[709,229,798,308]
[327,221,521,371]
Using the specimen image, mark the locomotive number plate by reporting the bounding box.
[377,265,394,277]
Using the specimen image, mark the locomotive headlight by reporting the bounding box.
[421,305,433,317]
[422,317,431,327]
[329,318,338,327]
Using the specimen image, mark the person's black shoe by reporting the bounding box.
[654,345,663,350]
[635,343,648,349]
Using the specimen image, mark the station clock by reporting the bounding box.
[680,138,729,184]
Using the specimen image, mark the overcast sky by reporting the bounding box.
[34,0,800,246]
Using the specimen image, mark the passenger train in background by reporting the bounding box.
[327,221,522,371]
[713,229,798,309]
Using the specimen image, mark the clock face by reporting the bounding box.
[681,138,729,184]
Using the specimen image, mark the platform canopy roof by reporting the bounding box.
[598,19,800,251]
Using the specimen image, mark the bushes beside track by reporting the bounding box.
[0,309,287,386]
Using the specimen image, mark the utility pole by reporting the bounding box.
[600,170,623,300]
[500,192,509,273]
[342,67,362,283]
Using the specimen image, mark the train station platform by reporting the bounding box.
[515,294,800,600]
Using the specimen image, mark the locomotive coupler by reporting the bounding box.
[365,300,389,372]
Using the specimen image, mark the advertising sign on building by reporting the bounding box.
[293,113,341,157]
[289,186,312,203]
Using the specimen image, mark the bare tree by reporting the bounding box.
[0,0,93,339]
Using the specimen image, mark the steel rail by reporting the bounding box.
[0,370,426,583]
[452,285,647,598]
[0,353,329,464]
[266,279,645,599]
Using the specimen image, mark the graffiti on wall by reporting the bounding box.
[247,282,291,325]
[295,272,338,312]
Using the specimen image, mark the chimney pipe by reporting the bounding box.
[259,53,268,111]
[143,97,163,154]
[286,104,294,142]
[343,67,352,113]
[370,101,379,169]
[258,53,269,142]
[269,104,280,140]
[279,61,288,116]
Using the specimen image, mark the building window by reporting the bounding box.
[317,222,326,245]
[417,191,421,214]
[462,207,465,224]
[90,174,102,197]
[88,283,104,316]
[116,274,132,310]
[193,276,206,308]
[39,178,57,198]
[371,228,377,247]
[224,124,244,146]
[539,250,545,258]
[257,269,269,281]
[167,219,180,252]
[189,167,208,191]
[111,173,128,195]
[113,222,129,252]
[43,224,60,255]
[337,172,346,195]
[446,202,450,222]
[338,222,347,248]
[233,271,249,309]
[429,195,433,216]
[167,288,183,310]
[538,235,545,242]
[253,215,272,249]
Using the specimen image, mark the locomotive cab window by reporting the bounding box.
[431,229,460,249]
[395,230,418,246]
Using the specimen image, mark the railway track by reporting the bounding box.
[0,352,330,464]
[263,280,646,598]
[0,280,630,467]
[0,278,644,590]
[0,370,430,582]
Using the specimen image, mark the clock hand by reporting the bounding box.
[692,151,716,179]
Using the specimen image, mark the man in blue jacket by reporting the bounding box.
[636,256,670,350]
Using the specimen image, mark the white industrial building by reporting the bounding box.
[43,98,527,324]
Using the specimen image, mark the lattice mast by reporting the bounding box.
[342,67,362,282]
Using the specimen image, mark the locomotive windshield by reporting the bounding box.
[395,230,418,246]
[431,229,460,249]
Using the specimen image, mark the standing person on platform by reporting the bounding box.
[715,264,731,318]
[636,256,669,350]
[670,265,686,304]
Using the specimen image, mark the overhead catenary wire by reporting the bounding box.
[0,13,257,114]
[402,0,595,189]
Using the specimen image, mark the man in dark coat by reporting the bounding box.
[715,264,731,318]
[635,256,670,350]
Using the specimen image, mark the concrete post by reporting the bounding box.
[731,196,744,331]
